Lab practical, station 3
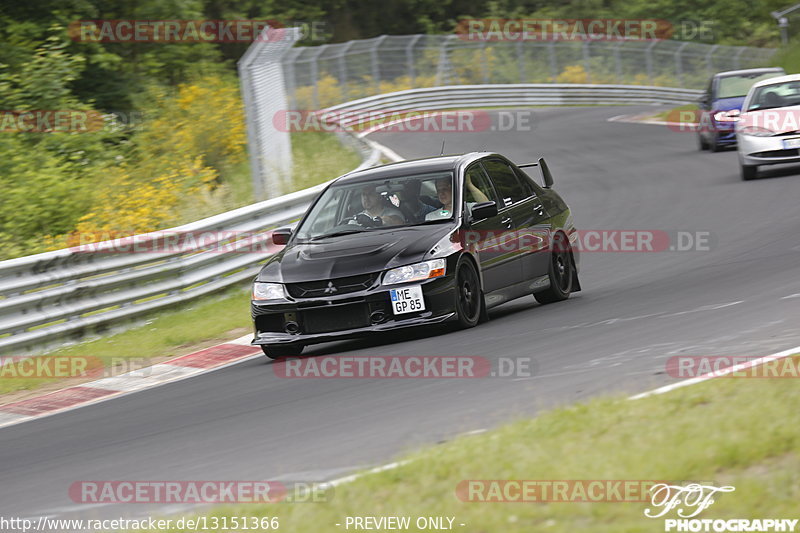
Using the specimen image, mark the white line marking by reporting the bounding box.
[781,293,800,300]
[629,344,800,400]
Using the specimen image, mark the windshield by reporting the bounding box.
[294,171,455,241]
[717,72,782,99]
[746,80,800,111]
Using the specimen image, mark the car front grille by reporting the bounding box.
[302,304,371,334]
[751,149,800,158]
[286,273,378,298]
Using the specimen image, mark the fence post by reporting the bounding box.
[705,44,719,77]
[371,35,387,92]
[582,40,592,83]
[734,46,746,70]
[548,41,558,81]
[309,45,327,109]
[337,41,353,101]
[646,40,658,85]
[481,41,489,83]
[613,41,624,83]
[674,41,689,88]
[407,34,422,87]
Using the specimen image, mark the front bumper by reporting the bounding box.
[251,269,458,346]
[738,134,800,167]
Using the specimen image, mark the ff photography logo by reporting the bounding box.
[645,483,798,532]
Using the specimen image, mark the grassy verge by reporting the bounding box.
[0,283,253,398]
[149,355,800,532]
[292,131,363,191]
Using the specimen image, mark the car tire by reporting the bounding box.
[698,133,709,151]
[454,258,483,328]
[534,232,574,304]
[709,133,722,152]
[261,343,304,360]
[740,164,758,181]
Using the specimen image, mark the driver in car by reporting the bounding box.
[351,185,405,227]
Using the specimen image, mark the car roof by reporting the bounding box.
[333,152,493,184]
[749,73,800,89]
[714,67,785,78]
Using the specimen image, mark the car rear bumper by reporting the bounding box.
[251,271,458,346]
[738,134,800,166]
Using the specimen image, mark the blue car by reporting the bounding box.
[697,67,785,152]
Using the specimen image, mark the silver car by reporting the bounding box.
[737,74,800,180]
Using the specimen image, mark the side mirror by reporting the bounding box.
[470,201,498,221]
[272,228,292,246]
[539,158,554,188]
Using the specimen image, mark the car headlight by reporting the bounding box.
[253,282,286,301]
[713,111,739,122]
[738,126,775,137]
[382,259,446,285]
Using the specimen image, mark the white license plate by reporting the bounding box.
[389,285,425,315]
[783,137,800,149]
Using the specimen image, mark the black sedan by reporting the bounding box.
[251,152,581,359]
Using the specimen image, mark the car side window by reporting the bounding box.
[481,159,529,208]
[464,164,497,204]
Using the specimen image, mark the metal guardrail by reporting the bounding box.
[0,84,701,356]
[322,84,703,124]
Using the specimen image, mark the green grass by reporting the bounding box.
[292,131,363,191]
[144,356,800,532]
[0,283,252,396]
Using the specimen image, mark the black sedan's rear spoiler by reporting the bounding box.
[517,157,554,188]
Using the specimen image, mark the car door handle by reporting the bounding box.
[500,217,513,228]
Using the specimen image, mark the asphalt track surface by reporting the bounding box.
[2,106,800,522]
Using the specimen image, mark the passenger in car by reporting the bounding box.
[425,176,489,220]
[399,179,438,222]
[354,185,405,226]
